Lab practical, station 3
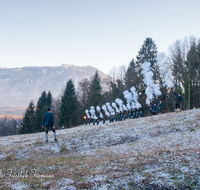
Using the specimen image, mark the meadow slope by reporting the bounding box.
[1,109,200,189]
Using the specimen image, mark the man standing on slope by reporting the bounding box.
[156,97,163,114]
[173,88,182,113]
[42,108,58,142]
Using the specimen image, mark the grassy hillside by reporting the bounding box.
[0,109,200,189]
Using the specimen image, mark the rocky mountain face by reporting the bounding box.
[0,64,109,106]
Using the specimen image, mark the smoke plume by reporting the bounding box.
[141,62,161,104]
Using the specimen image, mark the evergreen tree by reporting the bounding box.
[88,71,102,107]
[46,91,53,108]
[136,37,158,69]
[33,91,47,132]
[124,59,138,90]
[136,38,159,84]
[18,100,35,134]
[135,38,161,107]
[58,79,78,128]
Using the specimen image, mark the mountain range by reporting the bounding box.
[0,64,109,106]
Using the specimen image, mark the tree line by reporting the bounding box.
[19,36,200,134]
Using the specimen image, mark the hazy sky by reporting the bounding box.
[0,0,199,74]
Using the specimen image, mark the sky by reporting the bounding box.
[0,0,199,74]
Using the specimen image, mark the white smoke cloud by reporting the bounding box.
[96,105,104,118]
[157,52,174,88]
[90,106,98,119]
[85,109,91,119]
[130,87,141,109]
[141,62,161,104]
[112,102,119,113]
[106,102,115,116]
[123,90,132,110]
[115,98,124,112]
[102,105,110,117]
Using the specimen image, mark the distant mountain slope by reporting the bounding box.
[0,64,109,106]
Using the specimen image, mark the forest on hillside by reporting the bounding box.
[1,36,200,136]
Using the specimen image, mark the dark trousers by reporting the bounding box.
[175,102,180,109]
[45,126,55,134]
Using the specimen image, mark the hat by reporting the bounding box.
[47,108,51,111]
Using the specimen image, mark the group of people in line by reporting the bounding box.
[85,89,183,126]
[148,97,163,116]
[85,99,160,126]
[41,89,183,142]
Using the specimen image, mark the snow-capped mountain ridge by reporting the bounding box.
[0,64,109,106]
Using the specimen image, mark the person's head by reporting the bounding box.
[178,92,181,96]
[47,108,51,112]
[154,103,156,106]
[160,100,162,103]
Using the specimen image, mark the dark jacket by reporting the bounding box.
[42,112,54,126]
[173,92,182,102]
[156,100,163,109]
[148,107,153,114]
[153,105,157,112]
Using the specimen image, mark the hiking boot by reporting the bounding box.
[46,140,48,143]
[55,138,58,142]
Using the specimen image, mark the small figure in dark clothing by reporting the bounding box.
[140,111,143,117]
[150,101,154,109]
[85,120,88,126]
[88,120,91,125]
[103,118,106,124]
[173,88,182,113]
[96,120,99,125]
[148,106,153,116]
[123,114,127,120]
[121,113,124,121]
[135,111,138,118]
[128,112,132,119]
[112,117,114,122]
[156,97,163,114]
[118,114,121,121]
[42,108,57,142]
[109,117,112,123]
[132,110,136,119]
[136,111,140,118]
[153,103,157,115]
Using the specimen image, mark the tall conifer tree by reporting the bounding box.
[46,90,53,108]
[18,100,35,134]
[58,79,78,128]
[124,59,138,90]
[88,71,102,107]
[136,38,159,85]
[33,91,47,132]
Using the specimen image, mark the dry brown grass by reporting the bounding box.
[1,109,200,189]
